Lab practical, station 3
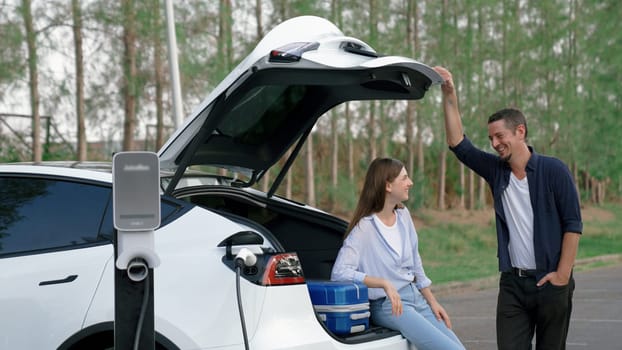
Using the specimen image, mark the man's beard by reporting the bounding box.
[500,152,512,163]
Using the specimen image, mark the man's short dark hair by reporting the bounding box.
[488,108,528,139]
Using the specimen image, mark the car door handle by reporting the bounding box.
[39,275,78,286]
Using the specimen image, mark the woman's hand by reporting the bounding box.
[420,287,453,329]
[363,276,403,316]
[383,280,403,316]
[429,301,453,329]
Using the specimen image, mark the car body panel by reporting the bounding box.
[251,284,412,349]
[82,206,273,349]
[0,245,112,349]
[0,163,112,183]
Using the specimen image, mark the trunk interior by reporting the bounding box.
[176,187,345,280]
[174,187,401,343]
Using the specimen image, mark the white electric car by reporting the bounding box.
[0,16,441,350]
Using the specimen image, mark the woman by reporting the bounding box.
[331,158,465,350]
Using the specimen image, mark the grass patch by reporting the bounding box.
[417,203,622,285]
[419,223,498,284]
[576,203,622,258]
[574,259,620,272]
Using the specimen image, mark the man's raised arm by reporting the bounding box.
[434,66,464,148]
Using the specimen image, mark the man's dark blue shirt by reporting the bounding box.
[450,136,583,280]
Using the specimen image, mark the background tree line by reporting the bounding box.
[1,0,620,217]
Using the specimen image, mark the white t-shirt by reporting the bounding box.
[501,173,536,269]
[373,213,402,257]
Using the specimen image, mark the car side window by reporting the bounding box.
[0,176,110,257]
[98,195,190,241]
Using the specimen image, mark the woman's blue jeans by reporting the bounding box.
[369,283,465,350]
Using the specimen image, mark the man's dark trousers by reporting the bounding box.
[496,271,575,350]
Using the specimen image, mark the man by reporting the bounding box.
[433,66,582,350]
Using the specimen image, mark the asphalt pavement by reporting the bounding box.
[438,260,622,350]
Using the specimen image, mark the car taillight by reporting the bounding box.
[269,42,319,63]
[261,253,305,286]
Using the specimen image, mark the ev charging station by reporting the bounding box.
[113,152,161,350]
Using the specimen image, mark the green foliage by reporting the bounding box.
[321,175,360,219]
[419,202,622,284]
[42,145,75,161]
[1,0,621,202]
[409,169,431,209]
[0,142,24,163]
[0,19,25,84]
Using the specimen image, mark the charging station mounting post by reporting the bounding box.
[113,152,161,350]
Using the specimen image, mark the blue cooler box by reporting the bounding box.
[306,280,370,335]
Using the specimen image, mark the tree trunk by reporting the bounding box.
[255,0,263,41]
[368,101,377,160]
[331,0,340,25]
[22,0,41,162]
[277,0,288,21]
[331,109,338,188]
[405,0,417,178]
[223,0,233,73]
[405,101,415,177]
[409,0,425,204]
[346,102,354,181]
[437,148,447,210]
[416,115,424,198]
[255,0,267,192]
[306,134,316,207]
[573,162,581,207]
[379,101,387,157]
[217,0,232,176]
[459,162,465,209]
[468,168,475,210]
[437,0,449,210]
[122,0,137,151]
[330,0,340,191]
[367,0,377,161]
[590,176,598,204]
[72,0,86,160]
[153,0,165,150]
[286,155,292,199]
[476,4,487,209]
[478,176,487,208]
[262,171,270,192]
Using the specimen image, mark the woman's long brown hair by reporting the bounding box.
[345,158,405,238]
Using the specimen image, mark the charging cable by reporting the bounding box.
[235,248,257,350]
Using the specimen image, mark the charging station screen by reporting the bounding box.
[113,152,161,231]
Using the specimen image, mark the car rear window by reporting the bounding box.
[218,85,307,145]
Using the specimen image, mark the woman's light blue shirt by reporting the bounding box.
[331,207,432,300]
